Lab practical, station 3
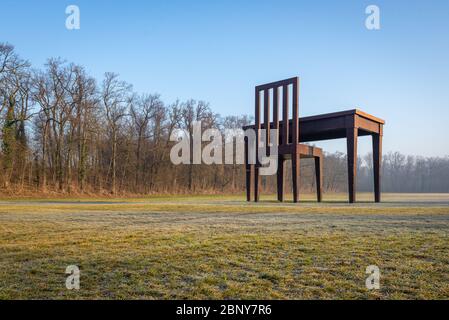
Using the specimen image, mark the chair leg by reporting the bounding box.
[246,164,253,202]
[292,152,300,203]
[314,156,323,202]
[277,156,285,202]
[254,166,260,202]
[245,137,252,202]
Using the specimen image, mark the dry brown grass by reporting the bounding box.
[0,193,448,299]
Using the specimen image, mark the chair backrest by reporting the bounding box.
[255,77,299,155]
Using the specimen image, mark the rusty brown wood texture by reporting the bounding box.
[252,77,323,203]
[245,77,385,203]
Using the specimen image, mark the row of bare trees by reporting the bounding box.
[0,43,255,195]
[1,43,448,195]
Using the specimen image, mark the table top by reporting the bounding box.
[300,109,385,124]
[243,109,385,129]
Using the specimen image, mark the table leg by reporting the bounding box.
[346,127,358,203]
[372,133,382,202]
[315,156,323,202]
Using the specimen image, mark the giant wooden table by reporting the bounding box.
[244,109,385,203]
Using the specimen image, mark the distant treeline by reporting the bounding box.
[1,43,448,195]
[257,152,449,194]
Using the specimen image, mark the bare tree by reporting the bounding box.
[68,64,98,192]
[101,72,132,194]
[0,43,32,187]
[180,100,215,191]
[130,93,163,190]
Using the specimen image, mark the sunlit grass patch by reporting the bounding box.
[0,193,448,299]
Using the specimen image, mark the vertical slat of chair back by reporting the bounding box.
[282,84,289,145]
[273,87,279,147]
[255,77,299,156]
[255,88,261,165]
[292,78,299,145]
[263,89,270,155]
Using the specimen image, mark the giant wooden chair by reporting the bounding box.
[254,77,323,203]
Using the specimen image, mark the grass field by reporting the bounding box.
[0,193,448,299]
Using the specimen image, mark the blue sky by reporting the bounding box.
[1,0,448,156]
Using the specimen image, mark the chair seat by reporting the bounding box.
[278,144,323,158]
